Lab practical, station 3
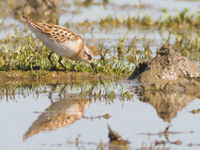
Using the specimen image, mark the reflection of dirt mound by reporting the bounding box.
[138,91,196,122]
[23,98,90,140]
[129,44,200,93]
[15,0,58,23]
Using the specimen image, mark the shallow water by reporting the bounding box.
[1,0,200,47]
[60,0,200,23]
[0,80,200,150]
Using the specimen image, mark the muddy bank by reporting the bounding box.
[0,70,121,86]
[129,44,200,94]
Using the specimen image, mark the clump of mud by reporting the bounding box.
[129,44,200,94]
[108,125,129,150]
[15,0,58,23]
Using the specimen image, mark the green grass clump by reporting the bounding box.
[123,9,200,30]
[74,9,200,32]
[1,28,199,76]
[0,29,136,75]
[0,30,51,71]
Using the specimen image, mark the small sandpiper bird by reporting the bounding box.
[21,16,94,70]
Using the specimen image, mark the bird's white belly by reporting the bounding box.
[28,25,81,58]
[44,38,81,58]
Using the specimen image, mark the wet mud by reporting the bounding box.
[108,125,129,150]
[129,44,200,94]
[0,70,120,86]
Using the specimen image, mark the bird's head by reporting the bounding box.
[79,45,94,65]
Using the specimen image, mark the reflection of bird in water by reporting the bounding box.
[23,98,90,140]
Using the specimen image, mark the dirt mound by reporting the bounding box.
[129,44,200,94]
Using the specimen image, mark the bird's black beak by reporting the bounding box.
[90,63,95,69]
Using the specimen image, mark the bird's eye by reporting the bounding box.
[87,53,92,61]
[85,51,92,60]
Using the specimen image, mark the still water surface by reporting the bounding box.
[0,80,200,150]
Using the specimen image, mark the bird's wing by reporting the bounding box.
[21,16,82,44]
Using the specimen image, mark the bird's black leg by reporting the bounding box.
[48,51,54,66]
[59,56,67,70]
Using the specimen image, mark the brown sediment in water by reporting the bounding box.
[0,70,122,86]
[108,125,129,150]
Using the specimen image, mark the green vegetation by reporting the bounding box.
[0,27,199,76]
[84,9,200,31]
[0,29,134,75]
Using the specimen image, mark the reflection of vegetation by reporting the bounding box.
[0,77,133,101]
[190,108,200,114]
[141,125,182,147]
